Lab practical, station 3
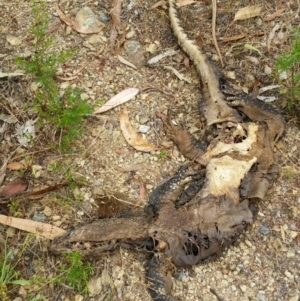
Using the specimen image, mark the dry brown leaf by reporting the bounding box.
[55,3,104,34]
[7,162,26,170]
[233,6,262,22]
[147,49,178,65]
[117,55,137,69]
[56,66,85,81]
[1,178,28,197]
[164,66,191,83]
[0,214,66,240]
[46,21,62,34]
[264,9,284,22]
[134,181,146,207]
[177,0,196,7]
[220,33,246,42]
[150,0,167,9]
[110,0,126,50]
[183,56,190,68]
[94,88,139,114]
[0,182,68,203]
[119,109,159,152]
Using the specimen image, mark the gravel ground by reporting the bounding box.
[0,0,299,300]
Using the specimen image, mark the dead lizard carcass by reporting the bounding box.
[50,0,285,300]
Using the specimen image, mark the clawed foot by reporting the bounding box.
[147,254,177,301]
[161,111,207,161]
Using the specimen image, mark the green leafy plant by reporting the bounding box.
[275,28,300,113]
[7,201,23,217]
[56,252,94,294]
[0,239,30,301]
[158,149,167,161]
[16,1,93,150]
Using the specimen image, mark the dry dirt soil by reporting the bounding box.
[0,0,300,301]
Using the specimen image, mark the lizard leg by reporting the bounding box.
[163,111,207,161]
[147,254,177,301]
[147,164,201,214]
[175,169,205,207]
[222,84,285,143]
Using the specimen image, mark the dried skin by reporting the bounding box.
[50,1,286,300]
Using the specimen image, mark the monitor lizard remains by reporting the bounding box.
[50,1,285,300]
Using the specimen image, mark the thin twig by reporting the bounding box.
[212,0,224,67]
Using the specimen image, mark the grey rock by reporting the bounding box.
[75,6,103,32]
[124,40,146,67]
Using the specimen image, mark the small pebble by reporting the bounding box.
[139,125,150,133]
[99,12,109,22]
[75,295,84,301]
[32,213,45,222]
[284,270,292,278]
[257,292,266,301]
[259,224,270,235]
[43,206,52,217]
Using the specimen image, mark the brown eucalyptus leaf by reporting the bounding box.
[264,9,284,22]
[119,109,159,152]
[1,178,28,197]
[7,162,26,170]
[233,6,262,22]
[94,88,139,114]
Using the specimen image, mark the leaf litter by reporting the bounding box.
[94,88,139,114]
[119,109,160,152]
